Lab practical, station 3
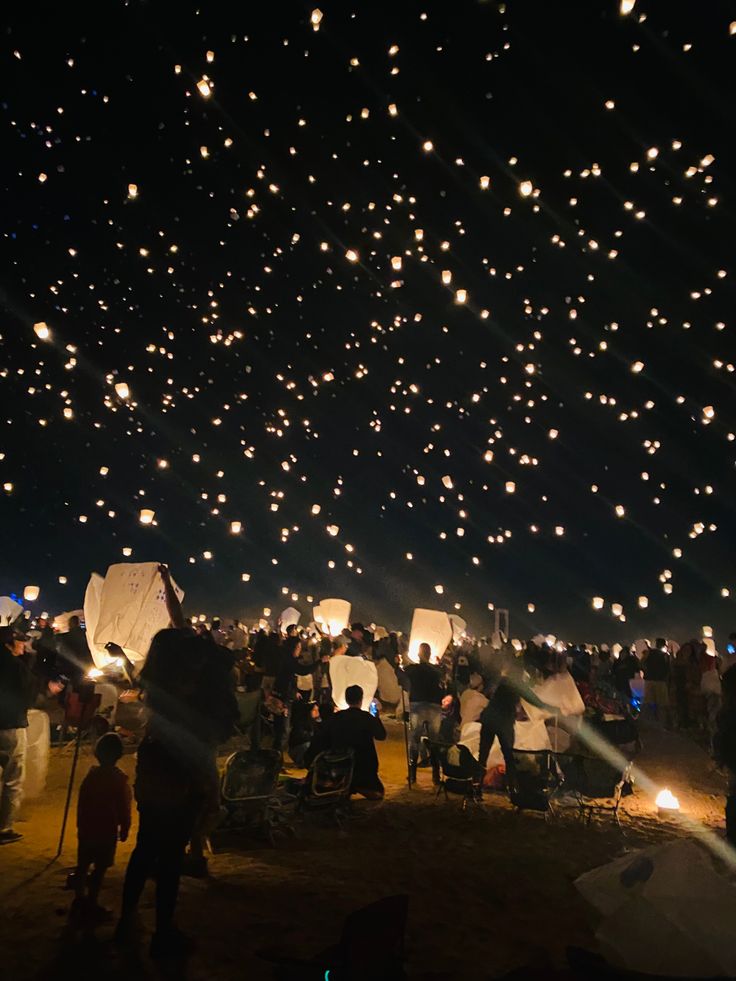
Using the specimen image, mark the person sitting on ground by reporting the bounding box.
[73,732,131,920]
[303,684,386,799]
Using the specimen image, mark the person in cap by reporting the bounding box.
[0,625,62,843]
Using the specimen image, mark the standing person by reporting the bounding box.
[673,640,700,729]
[304,685,386,799]
[478,657,555,790]
[714,666,736,847]
[229,619,246,654]
[613,645,640,700]
[700,644,722,753]
[0,626,62,844]
[73,732,131,919]
[56,615,93,689]
[271,636,315,756]
[400,643,444,782]
[210,618,227,648]
[642,639,672,727]
[116,565,237,958]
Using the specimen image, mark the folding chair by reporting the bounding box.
[431,742,484,811]
[217,748,295,845]
[508,749,561,815]
[554,753,632,825]
[297,748,354,827]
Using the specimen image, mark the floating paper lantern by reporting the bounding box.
[23,585,40,602]
[506,481,516,494]
[611,602,624,617]
[703,625,713,639]
[279,607,301,630]
[314,598,351,637]
[592,596,604,610]
[127,183,138,199]
[139,509,155,525]
[620,0,636,14]
[638,596,649,609]
[33,322,50,340]
[448,614,467,643]
[519,180,533,197]
[196,78,212,98]
[408,608,453,663]
[115,382,130,399]
[230,520,242,534]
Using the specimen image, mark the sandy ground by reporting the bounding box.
[0,714,728,981]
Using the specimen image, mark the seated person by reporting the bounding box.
[303,685,386,799]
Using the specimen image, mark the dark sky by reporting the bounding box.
[1,0,735,642]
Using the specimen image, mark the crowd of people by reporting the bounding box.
[2,572,736,960]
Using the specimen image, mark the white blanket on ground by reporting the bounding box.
[459,719,551,769]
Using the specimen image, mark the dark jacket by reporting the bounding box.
[0,647,37,729]
[304,707,385,790]
[402,662,444,704]
[643,647,670,682]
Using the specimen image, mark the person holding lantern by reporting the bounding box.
[400,642,444,782]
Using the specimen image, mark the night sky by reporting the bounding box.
[2,1,735,641]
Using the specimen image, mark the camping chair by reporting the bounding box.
[431,741,484,811]
[554,753,632,825]
[297,748,354,828]
[508,749,561,815]
[234,687,263,748]
[216,748,295,845]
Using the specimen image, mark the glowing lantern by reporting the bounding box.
[631,361,644,373]
[611,602,624,617]
[127,183,138,199]
[197,78,212,98]
[592,596,604,610]
[620,0,636,13]
[519,180,533,197]
[441,475,453,489]
[480,175,490,189]
[408,609,453,663]
[23,585,40,602]
[115,382,130,399]
[33,322,51,340]
[139,509,155,525]
[391,256,402,271]
[655,788,680,814]
[505,481,516,494]
[703,625,713,639]
[314,598,351,637]
[455,289,467,304]
[615,504,625,518]
[326,524,339,537]
[345,249,359,263]
[638,596,649,609]
[310,8,323,29]
[230,521,242,534]
[279,607,301,631]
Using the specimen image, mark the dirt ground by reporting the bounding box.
[0,715,728,981]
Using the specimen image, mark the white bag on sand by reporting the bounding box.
[329,654,378,711]
[24,710,50,799]
[576,840,736,978]
[92,562,184,664]
[376,658,402,703]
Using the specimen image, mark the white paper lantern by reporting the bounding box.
[23,585,40,602]
[329,654,377,711]
[314,598,351,637]
[279,607,301,630]
[703,625,713,639]
[408,608,452,663]
[592,596,604,610]
[638,596,649,609]
[611,602,624,617]
[115,382,130,399]
[139,508,155,525]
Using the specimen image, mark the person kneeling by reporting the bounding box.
[304,685,386,799]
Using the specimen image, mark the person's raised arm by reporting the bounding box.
[158,564,185,629]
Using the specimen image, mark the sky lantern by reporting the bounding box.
[506,481,516,494]
[611,602,624,617]
[139,508,155,525]
[230,520,242,534]
[656,788,680,815]
[197,78,212,98]
[23,585,40,602]
[592,596,604,610]
[314,598,351,636]
[519,180,533,197]
[310,8,323,30]
[114,382,130,399]
[127,183,138,199]
[33,322,50,340]
[408,608,452,663]
[638,595,649,609]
